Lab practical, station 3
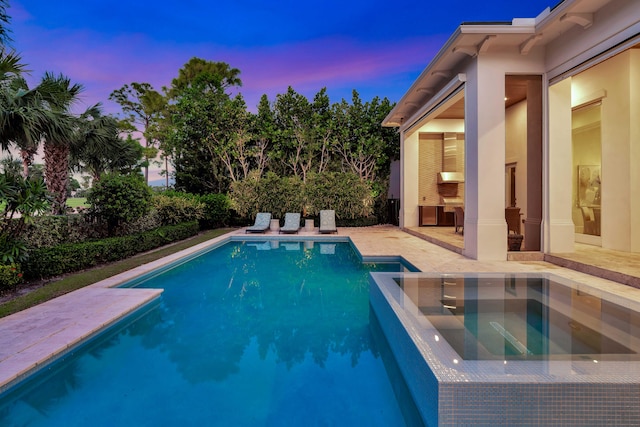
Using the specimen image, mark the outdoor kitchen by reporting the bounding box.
[418,132,465,226]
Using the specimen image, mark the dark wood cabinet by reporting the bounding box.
[419,206,454,226]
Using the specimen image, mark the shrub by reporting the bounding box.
[228,172,260,219]
[22,216,75,248]
[0,172,50,262]
[152,194,204,226]
[0,264,23,293]
[305,172,373,219]
[112,210,162,237]
[157,191,230,229]
[196,194,230,229]
[23,221,200,280]
[229,172,374,223]
[87,174,152,235]
[230,172,304,221]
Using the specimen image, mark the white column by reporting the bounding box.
[464,58,508,260]
[401,130,420,227]
[547,79,575,253]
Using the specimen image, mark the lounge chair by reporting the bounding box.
[279,212,301,234]
[319,210,337,234]
[245,212,271,233]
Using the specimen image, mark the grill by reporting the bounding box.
[441,197,464,212]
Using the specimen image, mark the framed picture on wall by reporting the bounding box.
[577,165,601,206]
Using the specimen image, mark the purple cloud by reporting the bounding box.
[12,10,445,114]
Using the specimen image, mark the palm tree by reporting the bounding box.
[0,76,54,177]
[0,0,12,46]
[71,105,143,181]
[39,72,82,215]
[0,50,35,167]
[0,48,26,80]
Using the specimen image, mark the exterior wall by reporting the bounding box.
[571,50,636,252]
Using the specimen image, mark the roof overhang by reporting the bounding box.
[382,0,615,128]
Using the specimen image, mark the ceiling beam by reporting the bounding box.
[560,13,593,29]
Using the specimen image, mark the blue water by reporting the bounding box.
[0,241,414,426]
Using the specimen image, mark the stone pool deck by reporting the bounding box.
[2,226,640,391]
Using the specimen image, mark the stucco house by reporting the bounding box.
[383,0,640,260]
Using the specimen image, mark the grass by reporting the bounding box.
[0,228,234,319]
[66,197,88,208]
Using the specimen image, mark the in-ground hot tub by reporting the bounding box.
[369,272,640,426]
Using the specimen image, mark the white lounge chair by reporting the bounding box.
[279,213,301,234]
[319,210,337,234]
[245,212,271,233]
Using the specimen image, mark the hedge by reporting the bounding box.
[23,221,200,280]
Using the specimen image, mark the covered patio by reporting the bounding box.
[405,224,640,287]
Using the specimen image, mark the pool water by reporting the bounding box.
[396,274,640,361]
[0,241,417,426]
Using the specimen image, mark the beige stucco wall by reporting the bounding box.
[570,49,638,252]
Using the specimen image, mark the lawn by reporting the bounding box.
[66,197,88,208]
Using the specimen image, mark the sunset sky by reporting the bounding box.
[9,0,555,117]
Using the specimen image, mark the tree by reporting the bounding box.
[249,94,275,177]
[330,91,396,181]
[87,173,151,235]
[0,0,12,46]
[109,82,166,183]
[311,88,333,174]
[0,50,49,178]
[208,94,253,182]
[0,48,25,81]
[167,57,241,98]
[0,77,50,177]
[40,72,82,215]
[71,106,142,181]
[272,87,317,182]
[165,64,246,194]
[167,77,232,193]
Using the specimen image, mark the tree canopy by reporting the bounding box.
[154,58,397,195]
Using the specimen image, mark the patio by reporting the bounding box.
[405,225,640,288]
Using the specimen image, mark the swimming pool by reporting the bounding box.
[370,272,640,426]
[0,240,419,426]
